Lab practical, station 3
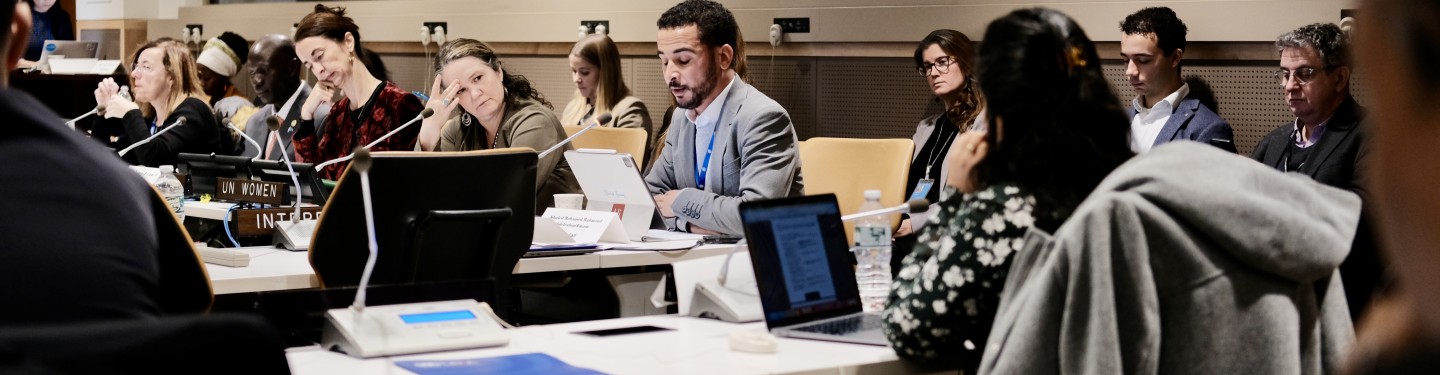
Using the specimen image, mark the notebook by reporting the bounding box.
[738,194,887,346]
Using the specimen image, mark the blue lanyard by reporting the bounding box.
[695,126,718,190]
[149,119,158,135]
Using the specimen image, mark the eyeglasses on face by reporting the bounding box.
[1275,66,1334,86]
[917,56,959,76]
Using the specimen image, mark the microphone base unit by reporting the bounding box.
[690,279,763,323]
[273,218,318,251]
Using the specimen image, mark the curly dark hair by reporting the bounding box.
[1120,7,1188,57]
[976,7,1135,226]
[434,38,551,110]
[1276,23,1350,69]
[656,0,738,69]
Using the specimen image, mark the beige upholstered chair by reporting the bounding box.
[797,137,914,244]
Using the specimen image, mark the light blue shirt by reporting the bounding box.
[690,73,738,183]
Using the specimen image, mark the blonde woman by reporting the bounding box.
[559,34,654,164]
[92,38,234,167]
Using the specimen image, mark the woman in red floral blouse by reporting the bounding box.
[291,4,424,180]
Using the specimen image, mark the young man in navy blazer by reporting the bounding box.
[1119,7,1234,153]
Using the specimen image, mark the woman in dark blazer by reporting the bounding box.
[92,38,232,167]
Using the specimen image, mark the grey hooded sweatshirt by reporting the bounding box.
[979,142,1357,375]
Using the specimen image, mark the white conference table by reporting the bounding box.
[204,244,735,295]
[285,315,919,375]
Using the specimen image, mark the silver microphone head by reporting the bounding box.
[419,108,435,118]
[95,104,106,114]
[595,113,613,126]
[906,199,930,214]
[351,147,373,173]
[172,117,186,127]
[266,116,282,132]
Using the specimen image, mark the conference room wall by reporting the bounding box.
[147,0,1356,45]
[357,51,1371,156]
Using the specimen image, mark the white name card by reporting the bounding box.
[541,208,629,244]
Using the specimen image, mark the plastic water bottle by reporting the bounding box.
[156,165,185,221]
[853,190,892,313]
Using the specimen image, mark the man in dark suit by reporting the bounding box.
[647,0,804,235]
[1119,7,1234,153]
[1252,23,1379,321]
[240,33,326,160]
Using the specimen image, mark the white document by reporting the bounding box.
[541,208,629,244]
[89,60,122,74]
[532,216,576,244]
[48,58,98,74]
[564,150,657,241]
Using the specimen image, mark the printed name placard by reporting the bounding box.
[541,208,629,244]
[234,207,323,236]
[216,177,286,205]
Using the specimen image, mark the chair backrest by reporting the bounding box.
[309,148,537,292]
[146,188,214,314]
[564,125,648,163]
[798,137,914,244]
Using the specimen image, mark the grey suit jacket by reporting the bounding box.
[241,83,326,160]
[644,78,804,235]
[1127,97,1235,151]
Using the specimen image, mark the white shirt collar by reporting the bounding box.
[1132,83,1190,115]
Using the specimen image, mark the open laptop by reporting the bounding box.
[739,194,887,346]
[564,150,667,239]
[33,40,101,73]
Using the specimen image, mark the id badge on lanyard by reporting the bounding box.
[909,179,934,201]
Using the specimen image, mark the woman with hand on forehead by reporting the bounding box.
[418,38,580,211]
[291,4,423,180]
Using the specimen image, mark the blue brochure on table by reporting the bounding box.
[396,353,605,375]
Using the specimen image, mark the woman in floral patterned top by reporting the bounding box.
[883,8,1136,372]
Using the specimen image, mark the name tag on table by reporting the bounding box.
[541,208,629,244]
[216,177,286,205]
[234,207,323,236]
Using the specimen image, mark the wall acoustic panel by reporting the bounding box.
[629,57,678,134]
[746,56,819,140]
[816,58,938,140]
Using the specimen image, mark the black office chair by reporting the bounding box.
[308,149,537,296]
[0,313,289,374]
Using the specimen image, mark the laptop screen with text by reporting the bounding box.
[740,194,863,329]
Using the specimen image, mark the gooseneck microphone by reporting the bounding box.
[70,87,131,130]
[227,121,264,161]
[313,108,435,172]
[267,116,306,222]
[349,148,379,312]
[538,113,614,158]
[117,117,186,157]
[841,198,931,222]
[65,105,104,129]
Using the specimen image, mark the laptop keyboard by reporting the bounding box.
[794,315,883,335]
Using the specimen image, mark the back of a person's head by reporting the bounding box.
[1120,7,1188,56]
[0,0,16,80]
[657,0,739,69]
[977,7,1133,223]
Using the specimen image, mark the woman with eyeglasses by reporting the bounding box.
[91,38,235,167]
[891,30,988,268]
[883,15,1133,372]
[291,4,424,180]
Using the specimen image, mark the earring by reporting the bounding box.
[461,112,472,127]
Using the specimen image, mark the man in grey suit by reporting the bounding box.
[1119,7,1234,153]
[646,0,803,235]
[240,34,325,160]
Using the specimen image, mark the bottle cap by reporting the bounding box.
[160,165,174,173]
[863,190,881,200]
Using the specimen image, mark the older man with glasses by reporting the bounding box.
[1252,22,1382,322]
